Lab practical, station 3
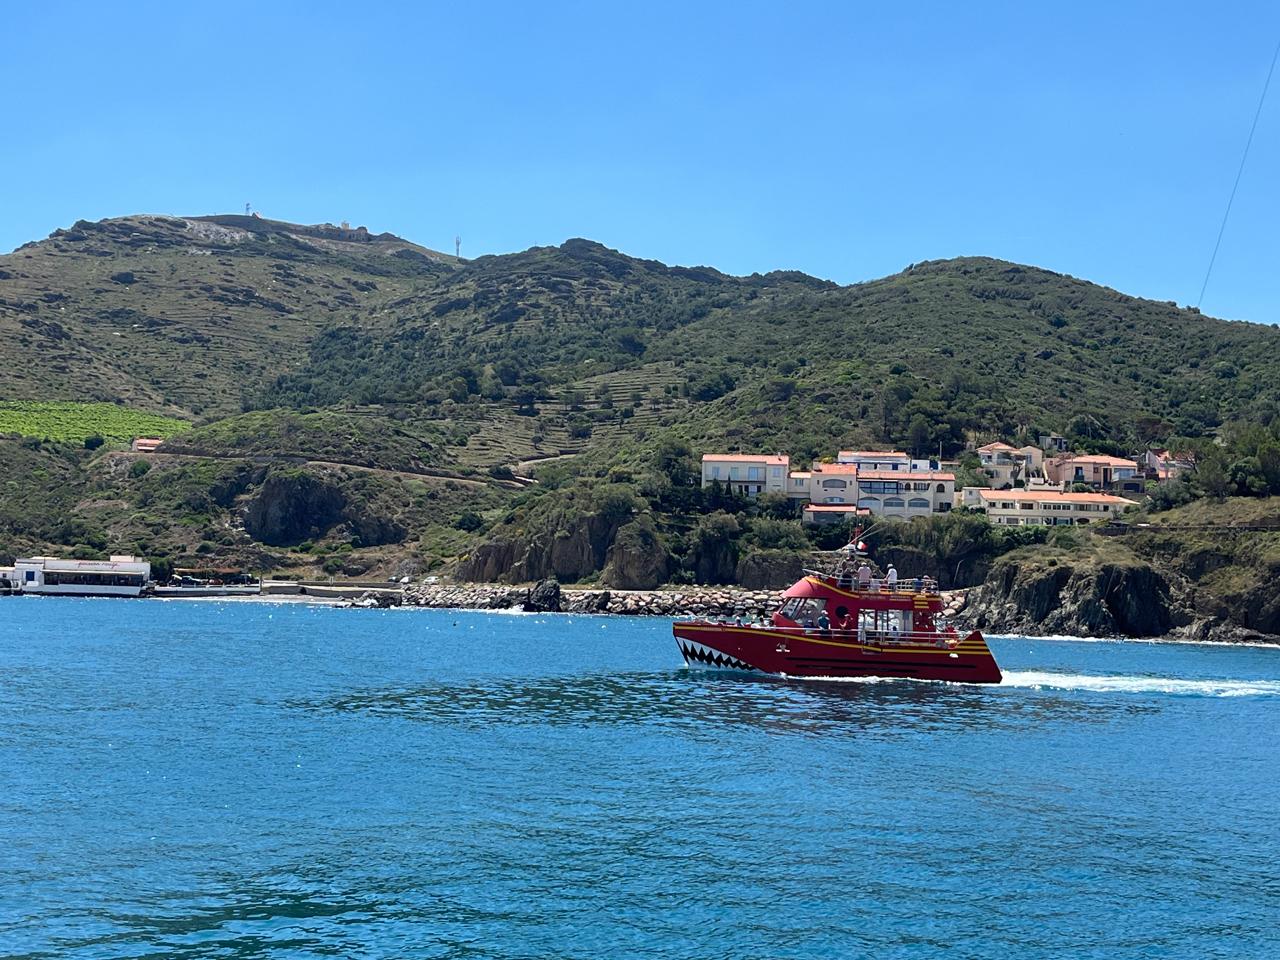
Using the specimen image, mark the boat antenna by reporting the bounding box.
[1197,35,1280,309]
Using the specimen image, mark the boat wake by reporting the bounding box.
[791,670,1280,697]
[999,671,1280,698]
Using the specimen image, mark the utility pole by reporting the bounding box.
[455,235,461,258]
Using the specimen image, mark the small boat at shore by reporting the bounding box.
[673,569,1002,684]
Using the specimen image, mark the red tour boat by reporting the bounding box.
[673,571,1003,684]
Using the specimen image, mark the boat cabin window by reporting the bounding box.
[857,609,913,636]
[779,597,825,625]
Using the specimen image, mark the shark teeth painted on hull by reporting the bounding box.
[678,640,757,672]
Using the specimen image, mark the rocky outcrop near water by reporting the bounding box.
[962,555,1185,638]
[960,545,1280,644]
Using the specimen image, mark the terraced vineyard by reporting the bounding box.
[0,401,189,442]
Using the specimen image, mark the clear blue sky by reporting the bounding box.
[5,1,1279,322]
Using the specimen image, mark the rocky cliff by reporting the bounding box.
[963,551,1185,638]
[961,535,1280,644]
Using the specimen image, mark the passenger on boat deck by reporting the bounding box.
[886,565,899,590]
[836,561,854,589]
[833,605,855,633]
[913,575,923,592]
[816,609,831,632]
[857,562,872,589]
[869,576,880,592]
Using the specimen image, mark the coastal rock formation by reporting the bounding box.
[601,516,670,589]
[734,548,805,589]
[962,554,1187,638]
[243,470,346,546]
[524,578,562,613]
[457,512,619,584]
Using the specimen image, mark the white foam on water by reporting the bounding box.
[991,633,1280,650]
[999,671,1280,698]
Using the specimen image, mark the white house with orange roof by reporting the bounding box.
[973,488,1137,526]
[700,453,789,497]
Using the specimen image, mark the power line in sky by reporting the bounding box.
[1197,36,1280,310]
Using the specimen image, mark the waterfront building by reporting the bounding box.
[11,556,151,597]
[972,489,1137,526]
[700,454,789,497]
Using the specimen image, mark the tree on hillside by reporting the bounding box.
[690,511,741,584]
[651,438,698,488]
[908,415,931,457]
[1193,456,1231,500]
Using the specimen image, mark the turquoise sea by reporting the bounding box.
[2,597,1278,959]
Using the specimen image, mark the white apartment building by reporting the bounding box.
[854,470,955,519]
[700,454,789,496]
[802,464,955,521]
[973,489,1137,526]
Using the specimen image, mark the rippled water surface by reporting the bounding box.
[2,598,1278,959]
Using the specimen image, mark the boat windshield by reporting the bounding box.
[778,597,825,625]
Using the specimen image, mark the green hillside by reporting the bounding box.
[4,212,1280,601]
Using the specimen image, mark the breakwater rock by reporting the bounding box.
[403,579,971,621]
[405,579,784,618]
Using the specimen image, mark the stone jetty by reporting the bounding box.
[394,579,970,621]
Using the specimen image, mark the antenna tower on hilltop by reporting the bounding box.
[245,202,251,216]
[455,235,461,258]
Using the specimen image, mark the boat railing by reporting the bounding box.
[682,621,963,646]
[802,571,943,599]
